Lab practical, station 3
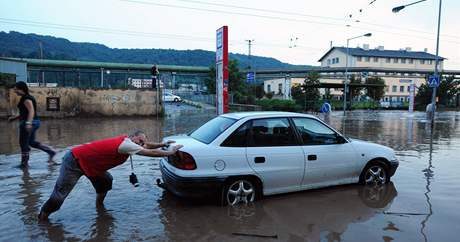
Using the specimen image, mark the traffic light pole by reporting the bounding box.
[430,0,442,124]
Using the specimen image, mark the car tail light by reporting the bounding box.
[168,151,197,170]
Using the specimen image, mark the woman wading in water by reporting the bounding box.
[8,81,56,168]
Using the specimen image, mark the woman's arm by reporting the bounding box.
[24,99,34,129]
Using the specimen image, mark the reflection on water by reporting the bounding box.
[0,110,460,241]
[421,122,435,242]
[159,183,397,242]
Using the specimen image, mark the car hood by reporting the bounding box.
[349,138,396,160]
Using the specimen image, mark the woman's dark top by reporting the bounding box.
[17,94,38,121]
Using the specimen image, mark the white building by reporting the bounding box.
[264,45,446,104]
[128,78,153,88]
[319,45,444,70]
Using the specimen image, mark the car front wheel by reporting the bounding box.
[360,161,389,185]
[223,179,258,206]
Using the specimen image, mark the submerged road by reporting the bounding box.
[0,107,459,241]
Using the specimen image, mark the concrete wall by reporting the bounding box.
[0,87,161,118]
[0,87,10,116]
[79,89,159,116]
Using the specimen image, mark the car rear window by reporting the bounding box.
[189,116,237,144]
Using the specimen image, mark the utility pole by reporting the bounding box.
[39,42,45,86]
[245,39,254,69]
[246,39,255,102]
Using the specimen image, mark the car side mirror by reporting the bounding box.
[335,134,347,144]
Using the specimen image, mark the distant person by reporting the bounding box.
[7,81,56,168]
[38,130,183,221]
[426,103,436,119]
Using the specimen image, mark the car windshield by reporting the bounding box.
[190,116,237,144]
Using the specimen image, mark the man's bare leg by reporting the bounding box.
[96,192,107,208]
[38,211,50,221]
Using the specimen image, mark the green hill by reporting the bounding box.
[0,31,311,69]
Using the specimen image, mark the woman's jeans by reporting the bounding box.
[19,119,54,155]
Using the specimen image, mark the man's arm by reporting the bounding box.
[144,140,175,149]
[137,145,183,157]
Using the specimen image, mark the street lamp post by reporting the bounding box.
[343,33,372,115]
[392,0,441,123]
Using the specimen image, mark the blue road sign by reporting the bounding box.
[246,72,255,84]
[428,75,440,88]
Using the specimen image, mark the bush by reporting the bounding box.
[265,92,274,99]
[256,99,302,112]
[0,73,16,87]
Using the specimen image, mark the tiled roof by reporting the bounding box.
[318,47,445,61]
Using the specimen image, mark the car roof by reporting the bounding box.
[221,111,317,120]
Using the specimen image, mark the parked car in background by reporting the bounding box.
[158,112,399,206]
[163,93,182,102]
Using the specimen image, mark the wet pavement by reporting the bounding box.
[0,107,459,241]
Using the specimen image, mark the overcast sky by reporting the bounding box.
[1,0,459,69]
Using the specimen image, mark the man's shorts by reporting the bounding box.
[88,172,113,194]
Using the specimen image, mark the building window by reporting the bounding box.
[392,85,397,92]
[267,84,271,93]
[386,58,391,63]
[400,86,404,92]
[373,57,378,62]
[357,57,362,62]
[401,58,406,64]
[428,60,433,64]
[335,57,339,64]
[421,60,425,64]
[365,57,370,62]
[400,97,404,102]
[278,83,283,94]
[327,59,331,65]
[393,58,399,63]
[409,59,414,64]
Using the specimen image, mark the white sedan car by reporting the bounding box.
[163,93,182,102]
[159,112,398,205]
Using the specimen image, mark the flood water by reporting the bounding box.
[0,107,459,242]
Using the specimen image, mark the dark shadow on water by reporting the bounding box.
[157,183,397,241]
[87,207,116,242]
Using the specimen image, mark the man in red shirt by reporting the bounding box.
[39,130,183,220]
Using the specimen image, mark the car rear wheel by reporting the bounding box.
[360,161,389,185]
[174,98,179,102]
[223,179,258,206]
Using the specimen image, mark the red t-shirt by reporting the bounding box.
[72,136,130,177]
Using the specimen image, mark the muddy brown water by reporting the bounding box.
[0,109,459,241]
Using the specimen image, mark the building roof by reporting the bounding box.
[222,111,315,120]
[318,47,446,62]
[1,58,210,73]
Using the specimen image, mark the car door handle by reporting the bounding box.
[254,157,265,163]
[308,155,317,161]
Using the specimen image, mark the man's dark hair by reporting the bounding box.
[129,130,145,138]
[14,81,29,94]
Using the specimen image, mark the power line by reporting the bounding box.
[168,0,348,22]
[119,0,460,44]
[1,18,326,56]
[119,0,344,27]
[0,18,215,42]
[164,0,457,39]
